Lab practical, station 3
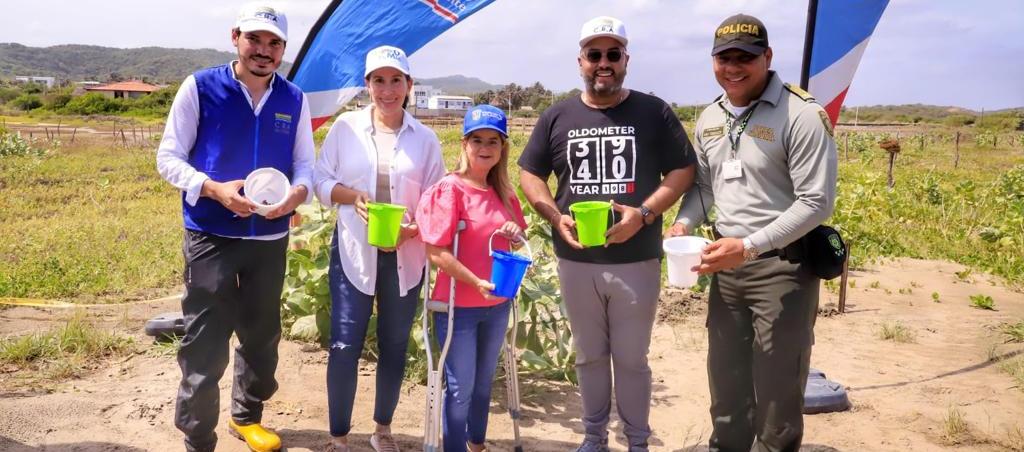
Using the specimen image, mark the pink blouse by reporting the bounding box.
[417,174,528,307]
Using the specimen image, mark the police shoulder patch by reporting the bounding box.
[818,110,834,138]
[783,83,815,102]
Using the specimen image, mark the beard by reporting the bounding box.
[583,69,626,97]
[245,55,278,78]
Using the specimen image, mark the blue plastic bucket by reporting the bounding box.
[490,250,532,299]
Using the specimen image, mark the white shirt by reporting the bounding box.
[155,63,315,240]
[314,106,446,297]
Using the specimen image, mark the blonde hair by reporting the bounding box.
[455,133,515,214]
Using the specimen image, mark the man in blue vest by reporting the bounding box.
[155,4,314,451]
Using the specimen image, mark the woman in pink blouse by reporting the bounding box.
[417,105,528,452]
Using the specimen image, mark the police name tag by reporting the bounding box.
[723,159,743,180]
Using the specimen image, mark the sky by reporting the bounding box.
[4,0,1023,110]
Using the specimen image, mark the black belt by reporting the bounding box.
[712,228,805,262]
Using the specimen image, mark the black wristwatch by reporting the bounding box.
[640,204,654,225]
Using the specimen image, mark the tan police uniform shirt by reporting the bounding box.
[675,71,838,253]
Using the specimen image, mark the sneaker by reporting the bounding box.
[370,431,401,452]
[575,438,610,452]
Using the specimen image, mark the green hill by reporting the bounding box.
[415,75,501,95]
[0,43,293,83]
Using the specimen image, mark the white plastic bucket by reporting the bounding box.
[244,167,290,216]
[663,236,712,288]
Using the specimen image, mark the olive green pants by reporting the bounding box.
[706,256,819,452]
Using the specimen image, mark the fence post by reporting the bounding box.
[954,131,961,169]
[71,128,77,144]
[844,132,850,161]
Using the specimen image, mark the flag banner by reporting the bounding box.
[801,0,889,126]
[288,0,497,130]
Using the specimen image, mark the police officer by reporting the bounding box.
[155,4,314,451]
[667,13,838,452]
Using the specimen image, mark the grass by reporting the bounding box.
[0,313,134,379]
[0,136,181,302]
[941,405,971,445]
[878,321,916,343]
[1001,356,1024,392]
[1003,321,1024,343]
[2,123,1023,304]
[969,294,996,310]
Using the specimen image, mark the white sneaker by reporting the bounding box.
[370,432,400,452]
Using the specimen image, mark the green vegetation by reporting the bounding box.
[878,321,916,343]
[0,43,245,83]
[0,313,134,379]
[0,137,181,302]
[0,130,47,157]
[831,130,1024,286]
[1001,320,1024,343]
[941,405,971,445]
[969,294,996,310]
[1001,357,1024,392]
[2,121,1023,384]
[837,103,1023,131]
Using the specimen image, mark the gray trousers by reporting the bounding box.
[557,258,661,451]
[707,256,819,452]
[175,230,288,452]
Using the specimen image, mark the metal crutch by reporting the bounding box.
[423,220,466,452]
[489,232,534,452]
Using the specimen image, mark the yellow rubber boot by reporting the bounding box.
[228,419,282,452]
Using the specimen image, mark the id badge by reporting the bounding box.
[723,159,743,180]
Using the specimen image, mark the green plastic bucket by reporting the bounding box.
[367,202,406,248]
[570,201,613,247]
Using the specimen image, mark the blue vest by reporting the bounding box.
[183,64,303,237]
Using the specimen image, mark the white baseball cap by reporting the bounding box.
[364,45,411,77]
[236,3,288,41]
[579,16,628,48]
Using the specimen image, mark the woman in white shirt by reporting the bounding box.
[314,45,445,452]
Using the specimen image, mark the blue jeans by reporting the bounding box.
[433,301,512,452]
[326,231,422,437]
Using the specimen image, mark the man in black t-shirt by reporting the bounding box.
[518,16,696,452]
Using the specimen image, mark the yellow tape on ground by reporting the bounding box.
[0,294,182,309]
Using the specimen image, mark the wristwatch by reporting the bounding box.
[742,238,759,262]
[639,204,654,225]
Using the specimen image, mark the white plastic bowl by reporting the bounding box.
[244,167,290,216]
[663,236,712,288]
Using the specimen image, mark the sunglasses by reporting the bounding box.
[583,48,624,63]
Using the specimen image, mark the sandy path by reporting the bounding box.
[2,258,1022,451]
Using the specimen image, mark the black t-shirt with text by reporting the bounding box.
[518,91,696,264]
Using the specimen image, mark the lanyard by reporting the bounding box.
[725,103,759,159]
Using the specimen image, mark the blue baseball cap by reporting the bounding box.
[463,105,507,138]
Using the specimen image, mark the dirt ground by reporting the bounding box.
[2,258,1023,451]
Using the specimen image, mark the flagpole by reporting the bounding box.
[288,0,345,80]
[799,0,819,90]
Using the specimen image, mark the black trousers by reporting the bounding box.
[174,229,288,452]
[706,257,820,452]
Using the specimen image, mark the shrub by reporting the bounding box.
[43,93,74,110]
[969,294,995,310]
[0,132,46,157]
[10,93,43,111]
[60,92,127,115]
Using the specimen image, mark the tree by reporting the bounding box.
[10,94,42,111]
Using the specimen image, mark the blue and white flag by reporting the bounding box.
[800,0,889,126]
[288,0,497,130]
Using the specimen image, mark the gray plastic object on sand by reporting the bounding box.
[803,368,851,414]
[144,312,186,341]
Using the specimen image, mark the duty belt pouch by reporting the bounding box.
[801,225,846,280]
